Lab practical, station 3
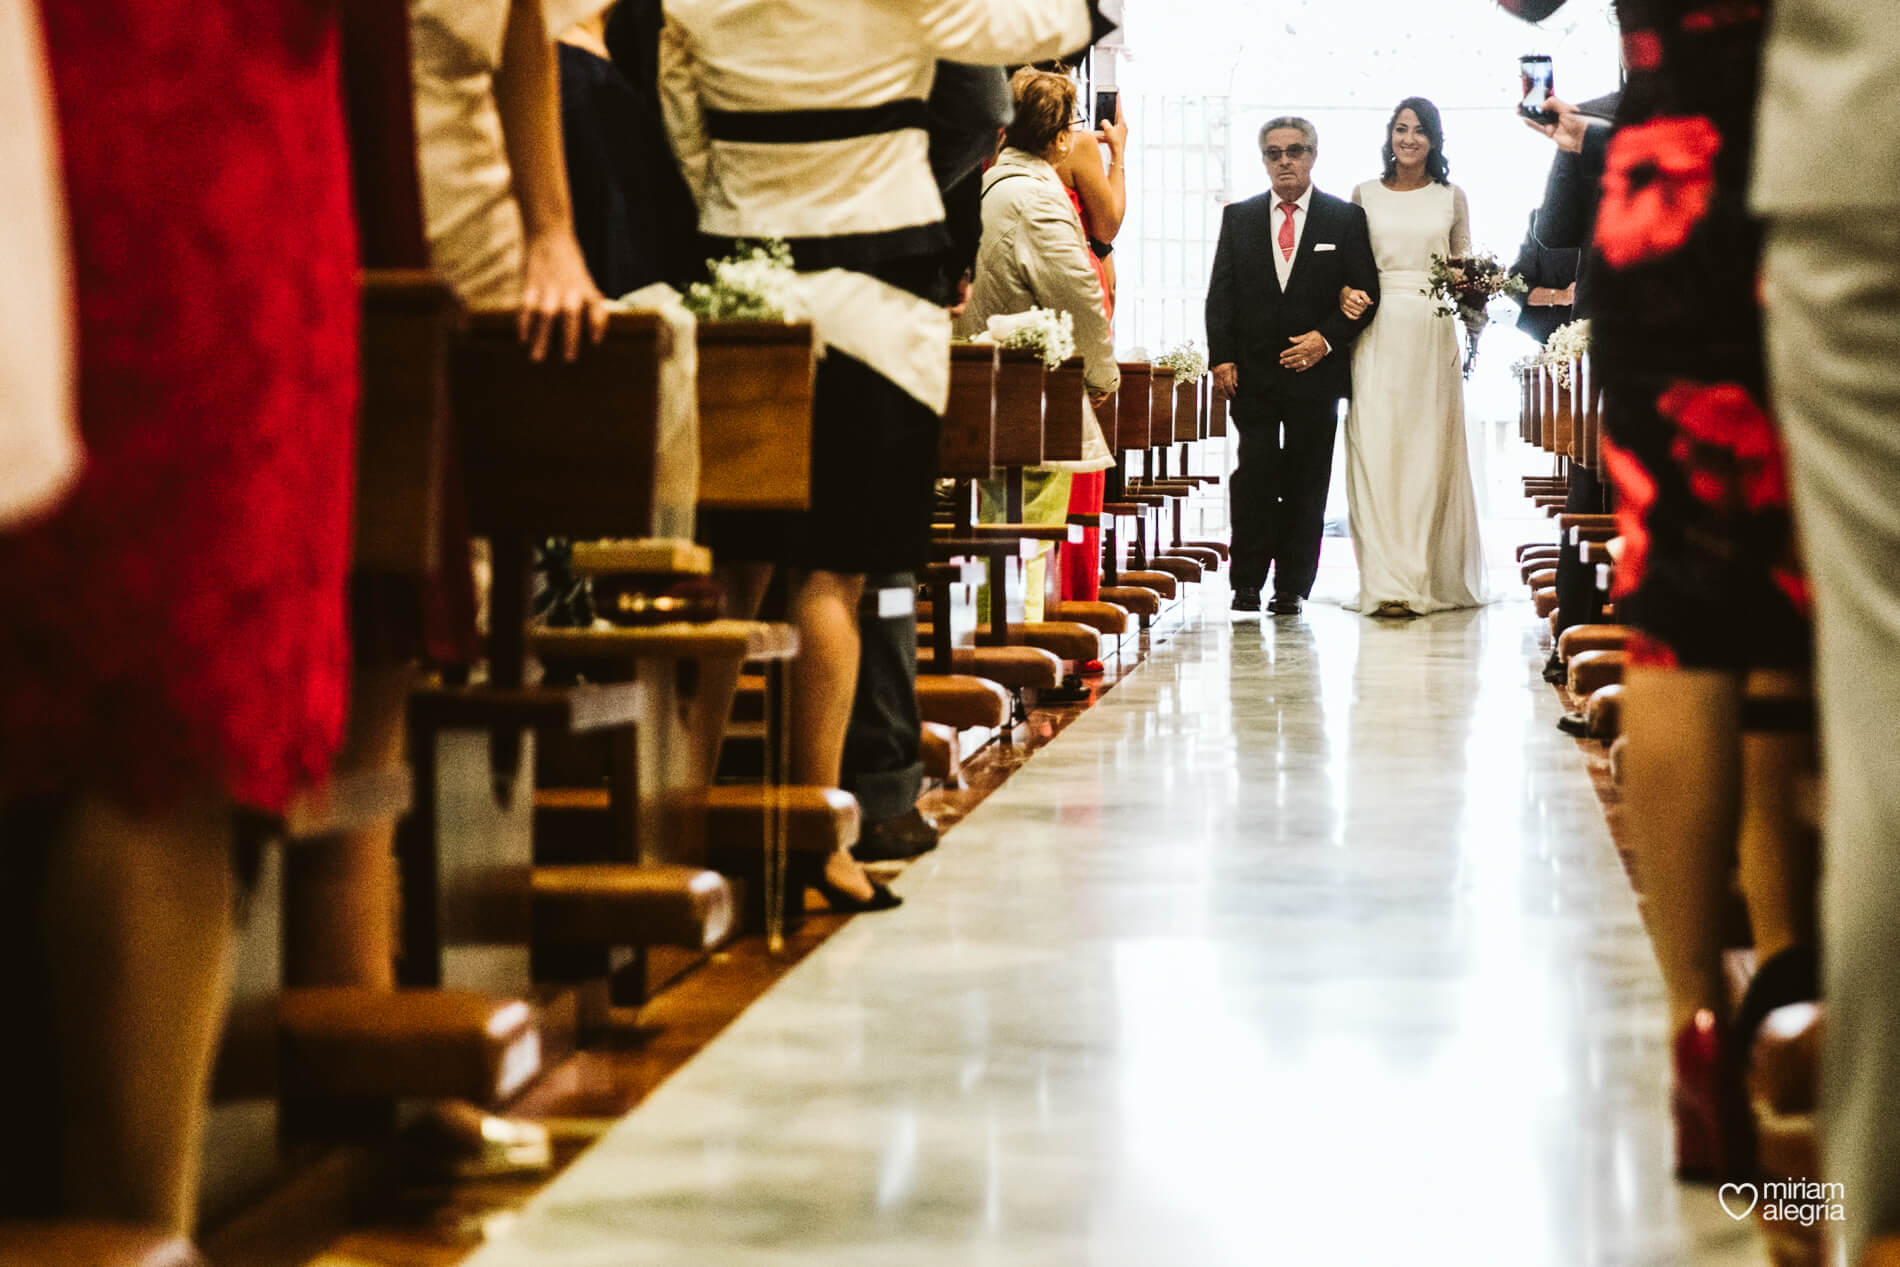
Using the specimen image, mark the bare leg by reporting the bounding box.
[785,569,879,899]
[1736,669,1819,964]
[1620,666,1743,1034]
[282,663,410,987]
[46,791,236,1232]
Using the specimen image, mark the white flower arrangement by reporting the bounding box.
[682,239,804,322]
[1154,342,1209,385]
[985,308,1075,370]
[1538,319,1592,388]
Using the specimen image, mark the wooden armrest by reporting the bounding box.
[928,538,1037,561]
[408,683,646,734]
[531,863,735,951]
[1568,649,1626,697]
[1010,621,1101,662]
[915,674,1012,730]
[916,645,1062,689]
[1143,557,1203,583]
[531,620,798,664]
[1119,570,1180,599]
[278,988,541,1105]
[1044,601,1131,636]
[0,1225,203,1267]
[677,785,861,856]
[932,523,1081,543]
[1097,586,1161,616]
[569,539,713,577]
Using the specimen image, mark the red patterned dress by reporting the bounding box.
[0,3,360,813]
[1503,0,1808,671]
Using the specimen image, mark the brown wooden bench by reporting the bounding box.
[0,1225,202,1267]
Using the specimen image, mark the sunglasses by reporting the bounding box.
[1263,145,1314,162]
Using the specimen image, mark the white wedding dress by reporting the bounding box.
[1342,179,1488,615]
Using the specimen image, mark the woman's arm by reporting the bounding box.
[1066,121,1126,242]
[1450,183,1472,258]
[495,0,608,360]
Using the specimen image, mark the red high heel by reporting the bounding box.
[1672,1009,1725,1181]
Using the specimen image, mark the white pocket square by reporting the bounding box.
[1314,243,1337,252]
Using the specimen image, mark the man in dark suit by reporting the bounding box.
[1206,117,1380,616]
[1510,208,1580,345]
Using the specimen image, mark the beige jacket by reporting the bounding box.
[960,148,1116,471]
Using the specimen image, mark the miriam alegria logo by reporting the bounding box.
[1719,1179,1846,1227]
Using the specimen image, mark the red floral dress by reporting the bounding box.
[1505,0,1808,671]
[0,3,360,813]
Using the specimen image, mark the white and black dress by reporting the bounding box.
[658,0,1108,574]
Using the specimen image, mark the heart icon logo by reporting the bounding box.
[1719,1182,1760,1220]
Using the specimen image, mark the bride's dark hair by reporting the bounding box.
[1381,96,1450,184]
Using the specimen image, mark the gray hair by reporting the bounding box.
[1260,116,1318,149]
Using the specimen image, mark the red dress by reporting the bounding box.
[1061,184,1110,604]
[0,3,360,813]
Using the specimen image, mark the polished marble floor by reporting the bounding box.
[468,542,1762,1265]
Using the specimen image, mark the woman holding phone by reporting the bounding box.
[1050,72,1126,608]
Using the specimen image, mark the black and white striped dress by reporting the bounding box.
[658,0,1107,573]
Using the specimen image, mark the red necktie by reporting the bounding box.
[1279,202,1298,263]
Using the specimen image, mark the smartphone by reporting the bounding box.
[1095,89,1119,129]
[1518,55,1556,124]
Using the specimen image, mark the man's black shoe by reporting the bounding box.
[1556,711,1590,738]
[1542,650,1567,684]
[1267,593,1303,616]
[854,807,941,863]
[1231,590,1262,614]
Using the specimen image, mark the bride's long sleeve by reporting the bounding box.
[1450,184,1472,258]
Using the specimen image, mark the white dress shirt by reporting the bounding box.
[1272,184,1315,291]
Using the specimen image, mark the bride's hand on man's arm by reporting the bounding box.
[1338,286,1374,320]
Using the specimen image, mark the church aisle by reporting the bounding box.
[468,596,1758,1265]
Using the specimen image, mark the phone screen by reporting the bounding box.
[1519,56,1555,122]
[1095,89,1119,128]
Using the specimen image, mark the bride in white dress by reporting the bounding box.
[1340,97,1488,617]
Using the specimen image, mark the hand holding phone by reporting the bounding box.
[1518,55,1557,125]
[1094,89,1127,156]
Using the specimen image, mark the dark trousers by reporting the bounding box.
[1555,465,1606,633]
[841,572,923,825]
[1230,398,1340,599]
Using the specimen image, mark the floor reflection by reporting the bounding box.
[468,580,1762,1266]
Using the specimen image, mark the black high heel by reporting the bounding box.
[810,870,903,913]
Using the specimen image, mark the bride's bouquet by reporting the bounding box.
[1423,250,1527,377]
[682,239,804,322]
[1153,342,1208,385]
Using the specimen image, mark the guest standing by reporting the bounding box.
[659,0,1110,908]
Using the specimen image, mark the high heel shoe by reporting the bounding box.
[811,872,903,913]
[1672,1009,1725,1181]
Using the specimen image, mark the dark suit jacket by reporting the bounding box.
[1531,91,1619,317]
[1512,209,1580,342]
[1205,188,1380,410]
